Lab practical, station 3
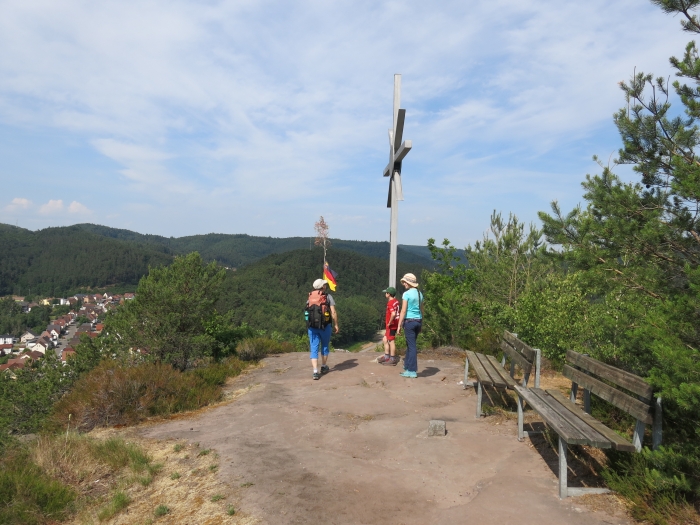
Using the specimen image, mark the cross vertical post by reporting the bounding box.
[384,74,412,288]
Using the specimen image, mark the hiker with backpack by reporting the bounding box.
[306,278,338,380]
[395,273,423,378]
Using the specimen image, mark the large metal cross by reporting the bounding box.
[384,74,412,288]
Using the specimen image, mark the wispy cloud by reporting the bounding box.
[0,0,691,244]
[5,198,32,212]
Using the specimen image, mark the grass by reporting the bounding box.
[154,504,170,517]
[211,494,224,502]
[3,433,170,525]
[97,491,131,521]
[345,340,373,352]
[170,472,181,480]
[227,504,236,516]
[197,448,211,457]
[173,443,184,452]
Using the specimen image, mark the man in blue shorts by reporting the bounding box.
[306,279,339,380]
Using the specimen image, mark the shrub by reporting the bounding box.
[49,357,246,431]
[236,337,295,361]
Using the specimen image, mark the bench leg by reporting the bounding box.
[558,437,568,499]
[476,381,483,418]
[463,356,470,389]
[633,420,645,452]
[517,395,524,440]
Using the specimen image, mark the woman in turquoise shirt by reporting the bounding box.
[395,273,423,378]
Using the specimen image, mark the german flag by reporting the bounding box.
[323,263,338,291]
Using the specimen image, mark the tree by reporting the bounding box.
[314,216,331,263]
[105,252,225,370]
[536,2,700,518]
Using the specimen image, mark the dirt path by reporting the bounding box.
[141,351,632,525]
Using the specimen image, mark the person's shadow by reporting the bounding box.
[418,367,439,378]
[332,358,358,372]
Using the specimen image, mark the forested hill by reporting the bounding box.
[0,222,434,297]
[217,247,425,345]
[0,224,173,296]
[72,223,434,268]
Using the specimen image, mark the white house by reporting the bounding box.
[0,335,15,345]
[20,331,38,343]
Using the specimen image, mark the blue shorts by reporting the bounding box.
[308,325,331,359]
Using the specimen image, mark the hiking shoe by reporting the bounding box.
[377,354,390,363]
[382,356,399,366]
[399,370,418,378]
[313,372,320,380]
[321,365,330,374]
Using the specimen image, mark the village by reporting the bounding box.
[0,292,135,374]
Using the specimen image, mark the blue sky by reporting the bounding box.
[0,0,691,248]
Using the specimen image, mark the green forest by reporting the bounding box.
[0,222,435,297]
[217,247,421,345]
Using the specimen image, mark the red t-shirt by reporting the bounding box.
[386,298,400,330]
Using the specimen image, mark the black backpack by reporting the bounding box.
[306,290,330,329]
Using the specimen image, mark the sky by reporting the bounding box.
[0,0,692,248]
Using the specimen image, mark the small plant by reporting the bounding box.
[211,494,224,502]
[197,449,211,457]
[209,464,218,472]
[154,504,170,517]
[170,472,180,480]
[173,443,183,452]
[240,482,254,488]
[97,491,131,521]
[227,504,236,516]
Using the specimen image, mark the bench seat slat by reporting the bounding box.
[503,331,536,361]
[478,353,508,389]
[563,365,654,425]
[465,350,493,386]
[546,389,636,453]
[500,340,533,374]
[486,354,517,389]
[514,385,591,445]
[532,390,613,448]
[566,351,653,400]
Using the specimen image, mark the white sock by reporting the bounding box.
[314,369,318,373]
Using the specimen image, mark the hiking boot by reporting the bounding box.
[377,354,390,363]
[382,356,399,366]
[321,365,329,374]
[313,372,320,380]
[399,370,418,378]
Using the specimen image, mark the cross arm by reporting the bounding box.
[383,140,412,177]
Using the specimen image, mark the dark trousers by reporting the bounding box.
[403,319,422,372]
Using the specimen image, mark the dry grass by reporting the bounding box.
[63,428,260,525]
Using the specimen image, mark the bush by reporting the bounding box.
[49,357,246,431]
[235,337,295,361]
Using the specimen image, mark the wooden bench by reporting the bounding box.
[514,350,662,498]
[463,331,541,418]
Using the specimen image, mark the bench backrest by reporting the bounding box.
[500,331,540,387]
[564,350,653,425]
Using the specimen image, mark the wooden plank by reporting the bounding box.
[514,385,590,445]
[566,350,653,400]
[528,389,612,448]
[465,350,493,386]
[478,353,507,388]
[485,355,517,389]
[563,365,653,424]
[499,340,533,374]
[547,389,636,452]
[503,331,536,361]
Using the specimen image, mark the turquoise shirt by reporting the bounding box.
[403,288,423,319]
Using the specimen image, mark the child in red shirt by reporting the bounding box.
[378,287,400,365]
